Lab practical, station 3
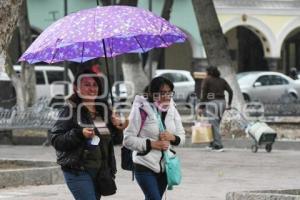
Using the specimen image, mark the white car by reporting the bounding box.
[155,69,195,102]
[237,71,300,102]
[112,69,195,103]
[0,65,74,107]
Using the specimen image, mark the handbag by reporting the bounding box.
[95,166,117,196]
[154,107,182,190]
[163,150,182,190]
[191,121,213,144]
[121,108,147,171]
[95,137,117,196]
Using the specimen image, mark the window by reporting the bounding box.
[255,75,270,86]
[270,75,288,85]
[46,71,70,84]
[35,71,45,85]
[161,73,176,82]
[161,73,189,83]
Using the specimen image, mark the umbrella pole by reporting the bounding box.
[102,39,114,106]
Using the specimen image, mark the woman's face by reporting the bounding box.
[77,77,99,100]
[154,84,173,104]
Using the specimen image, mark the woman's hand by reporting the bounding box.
[151,140,170,151]
[111,113,128,130]
[160,131,176,142]
[82,128,95,139]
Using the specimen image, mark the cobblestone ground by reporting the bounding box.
[0,146,300,200]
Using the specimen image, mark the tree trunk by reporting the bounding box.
[118,0,148,102]
[19,0,36,107]
[192,0,244,109]
[5,53,26,110]
[119,0,138,6]
[144,0,174,78]
[122,54,149,103]
[100,0,112,6]
[0,0,24,71]
[0,0,25,110]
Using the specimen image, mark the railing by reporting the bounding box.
[0,99,60,130]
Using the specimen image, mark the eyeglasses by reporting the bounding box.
[153,91,175,98]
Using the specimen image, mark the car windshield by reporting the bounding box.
[237,73,257,85]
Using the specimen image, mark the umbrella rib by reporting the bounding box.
[134,36,145,53]
[81,42,85,63]
[50,39,60,63]
[159,35,168,47]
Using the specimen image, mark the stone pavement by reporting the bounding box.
[0,145,300,200]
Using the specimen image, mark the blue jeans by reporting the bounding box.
[135,170,167,200]
[63,170,100,200]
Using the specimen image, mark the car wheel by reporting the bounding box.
[243,93,250,102]
[288,93,297,102]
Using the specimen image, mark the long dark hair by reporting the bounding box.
[148,76,174,102]
[206,66,220,78]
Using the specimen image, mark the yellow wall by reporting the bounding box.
[218,14,295,36]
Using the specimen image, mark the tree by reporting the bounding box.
[99,0,176,102]
[100,0,147,102]
[192,0,244,109]
[18,0,36,107]
[0,0,25,110]
[144,0,174,78]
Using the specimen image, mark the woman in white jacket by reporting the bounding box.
[123,77,185,200]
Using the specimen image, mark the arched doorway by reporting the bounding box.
[225,26,268,72]
[281,27,300,75]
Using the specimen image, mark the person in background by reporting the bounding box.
[289,67,298,80]
[123,76,185,200]
[199,66,233,152]
[50,69,125,200]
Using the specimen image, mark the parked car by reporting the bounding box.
[237,71,300,102]
[112,69,195,103]
[0,65,74,107]
[156,69,195,102]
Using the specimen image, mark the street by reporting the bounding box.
[0,146,300,200]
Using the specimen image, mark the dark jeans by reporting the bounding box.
[63,169,100,200]
[135,170,167,200]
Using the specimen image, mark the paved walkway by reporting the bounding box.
[0,145,300,200]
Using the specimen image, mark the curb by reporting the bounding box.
[0,160,64,188]
[226,189,300,200]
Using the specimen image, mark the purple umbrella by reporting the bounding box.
[19,5,187,103]
[19,5,186,63]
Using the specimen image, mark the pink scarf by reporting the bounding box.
[154,101,169,112]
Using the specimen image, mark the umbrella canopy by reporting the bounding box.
[19,5,186,64]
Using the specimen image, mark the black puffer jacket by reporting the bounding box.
[50,100,120,175]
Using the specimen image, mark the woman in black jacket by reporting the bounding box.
[50,69,125,200]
